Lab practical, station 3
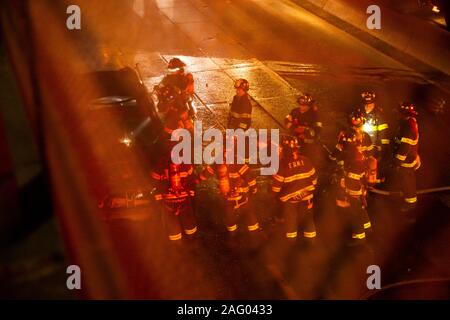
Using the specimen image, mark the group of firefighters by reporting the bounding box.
[150,58,421,247]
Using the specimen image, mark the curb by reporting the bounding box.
[293,0,450,78]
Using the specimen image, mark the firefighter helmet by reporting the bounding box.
[280,135,299,159]
[398,102,418,116]
[281,135,299,149]
[349,109,365,128]
[234,78,250,92]
[167,58,186,72]
[361,91,376,104]
[340,130,365,161]
[297,94,314,106]
[341,130,358,145]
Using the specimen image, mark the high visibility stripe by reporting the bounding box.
[236,186,249,193]
[273,174,285,182]
[312,178,318,185]
[381,139,390,145]
[302,194,314,201]
[347,172,363,180]
[352,232,366,239]
[286,231,298,238]
[248,179,256,186]
[207,166,215,174]
[154,194,163,201]
[303,231,317,238]
[185,226,198,235]
[346,188,363,196]
[229,172,240,178]
[239,123,248,129]
[377,124,388,131]
[227,224,238,232]
[416,156,421,169]
[400,137,418,145]
[336,199,350,208]
[230,111,251,119]
[151,172,161,180]
[283,168,316,182]
[280,185,315,202]
[163,192,190,199]
[239,165,249,175]
[395,154,407,161]
[227,195,243,201]
[272,186,282,192]
[400,156,420,168]
[405,197,417,203]
[361,144,374,151]
[189,190,195,196]
[169,233,182,241]
[364,222,372,229]
[401,162,416,168]
[248,223,260,231]
[315,122,323,127]
[179,171,193,178]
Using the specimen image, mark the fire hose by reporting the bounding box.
[360,277,450,300]
[369,186,450,196]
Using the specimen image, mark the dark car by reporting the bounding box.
[75,67,164,216]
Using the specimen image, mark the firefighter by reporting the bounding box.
[161,57,196,117]
[330,110,375,244]
[272,136,318,245]
[393,102,421,212]
[360,91,390,181]
[228,79,252,130]
[151,151,198,244]
[199,153,259,244]
[285,94,323,166]
[157,85,193,136]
